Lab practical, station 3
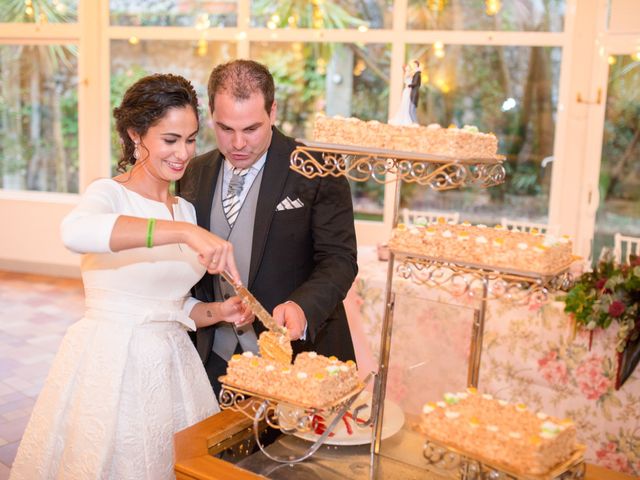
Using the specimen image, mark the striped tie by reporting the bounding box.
[222,167,249,227]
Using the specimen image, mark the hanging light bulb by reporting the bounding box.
[485,0,501,16]
[197,38,207,57]
[433,41,445,59]
[427,0,447,12]
[607,55,617,65]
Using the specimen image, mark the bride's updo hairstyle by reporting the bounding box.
[113,73,199,173]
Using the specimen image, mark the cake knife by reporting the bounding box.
[221,271,288,336]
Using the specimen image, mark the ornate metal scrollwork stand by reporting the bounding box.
[219,372,375,463]
[290,141,506,190]
[423,439,586,480]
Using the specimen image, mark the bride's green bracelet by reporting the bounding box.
[146,218,156,248]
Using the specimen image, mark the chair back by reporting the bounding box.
[613,233,640,263]
[401,209,460,225]
[500,217,558,235]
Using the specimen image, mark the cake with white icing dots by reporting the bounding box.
[388,219,573,275]
[221,351,360,408]
[312,114,499,159]
[421,389,578,475]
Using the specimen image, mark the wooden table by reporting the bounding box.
[175,409,635,480]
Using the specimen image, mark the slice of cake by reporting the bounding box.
[221,351,360,408]
[312,114,499,159]
[258,330,292,364]
[388,220,573,275]
[421,390,578,475]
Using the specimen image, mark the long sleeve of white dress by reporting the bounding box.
[60,179,121,254]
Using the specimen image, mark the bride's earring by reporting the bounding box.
[133,142,140,161]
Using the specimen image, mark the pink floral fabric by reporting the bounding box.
[346,247,640,476]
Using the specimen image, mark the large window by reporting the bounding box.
[400,45,562,225]
[0,44,78,193]
[5,0,638,263]
[407,0,565,32]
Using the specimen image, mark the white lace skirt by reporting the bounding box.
[10,301,218,480]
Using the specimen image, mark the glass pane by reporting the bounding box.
[593,54,640,262]
[251,0,393,29]
[110,0,237,27]
[250,42,391,221]
[399,45,561,227]
[408,0,565,32]
[110,39,236,174]
[0,44,79,192]
[0,0,78,23]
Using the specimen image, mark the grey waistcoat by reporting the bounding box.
[209,166,263,360]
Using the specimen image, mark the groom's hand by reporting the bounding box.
[273,301,307,340]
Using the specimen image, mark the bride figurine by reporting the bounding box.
[390,60,422,125]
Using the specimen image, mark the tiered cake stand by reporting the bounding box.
[218,372,374,463]
[289,140,581,479]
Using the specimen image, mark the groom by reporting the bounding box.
[409,60,421,123]
[178,60,358,395]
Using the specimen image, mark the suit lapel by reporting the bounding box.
[194,151,223,231]
[248,128,292,288]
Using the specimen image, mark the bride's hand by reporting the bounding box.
[184,224,240,280]
[217,296,255,327]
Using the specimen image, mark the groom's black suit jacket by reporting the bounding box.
[178,128,357,382]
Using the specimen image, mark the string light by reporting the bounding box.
[197,38,207,57]
[353,59,366,76]
[427,0,447,12]
[128,36,139,45]
[316,57,326,75]
[632,50,640,62]
[485,0,501,16]
[433,41,445,59]
[607,55,616,65]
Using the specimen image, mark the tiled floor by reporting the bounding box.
[0,271,84,479]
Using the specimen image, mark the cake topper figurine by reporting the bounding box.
[390,60,421,125]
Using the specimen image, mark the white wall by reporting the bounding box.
[0,193,80,277]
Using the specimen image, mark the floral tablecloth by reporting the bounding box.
[345,246,640,475]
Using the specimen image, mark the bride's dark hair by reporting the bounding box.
[113,73,199,173]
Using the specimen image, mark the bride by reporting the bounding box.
[10,73,254,480]
[390,62,420,125]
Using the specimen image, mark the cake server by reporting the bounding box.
[221,270,288,335]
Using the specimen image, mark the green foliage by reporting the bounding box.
[562,253,640,353]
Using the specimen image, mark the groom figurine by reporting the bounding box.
[409,60,421,123]
[178,60,358,395]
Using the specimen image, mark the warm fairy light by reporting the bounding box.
[235,31,247,40]
[434,75,451,93]
[25,5,34,16]
[316,57,327,75]
[433,41,445,59]
[428,0,447,12]
[358,25,368,33]
[195,13,210,30]
[353,59,366,76]
[197,38,207,57]
[287,15,297,27]
[485,0,501,16]
[608,55,617,65]
[632,51,640,62]
[270,14,280,23]
[267,20,276,29]
[128,36,139,45]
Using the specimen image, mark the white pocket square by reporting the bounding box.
[276,196,304,211]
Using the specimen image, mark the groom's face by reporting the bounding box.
[211,91,276,170]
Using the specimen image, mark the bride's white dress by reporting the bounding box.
[390,74,414,125]
[10,179,219,480]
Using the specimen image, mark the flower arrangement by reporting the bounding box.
[562,253,640,389]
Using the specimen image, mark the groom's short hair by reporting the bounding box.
[207,59,275,114]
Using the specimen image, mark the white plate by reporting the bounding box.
[287,391,405,446]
